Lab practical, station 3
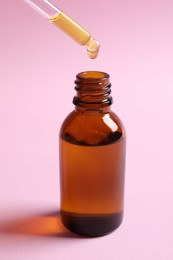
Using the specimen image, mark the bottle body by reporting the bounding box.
[59,72,126,236]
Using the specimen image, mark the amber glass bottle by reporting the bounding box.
[59,71,126,236]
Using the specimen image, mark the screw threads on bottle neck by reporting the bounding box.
[73,71,113,108]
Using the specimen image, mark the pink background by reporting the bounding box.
[0,0,173,259]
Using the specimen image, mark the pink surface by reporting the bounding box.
[0,0,173,259]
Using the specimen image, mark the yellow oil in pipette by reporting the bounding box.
[49,12,100,59]
[24,0,100,59]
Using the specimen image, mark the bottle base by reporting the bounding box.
[61,210,123,237]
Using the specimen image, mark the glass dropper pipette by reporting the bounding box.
[24,0,100,59]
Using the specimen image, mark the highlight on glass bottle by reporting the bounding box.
[23,0,100,59]
[59,71,126,237]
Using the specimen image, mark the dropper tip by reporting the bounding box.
[86,38,100,59]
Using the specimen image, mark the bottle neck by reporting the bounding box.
[73,71,113,111]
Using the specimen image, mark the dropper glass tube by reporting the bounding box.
[24,0,100,59]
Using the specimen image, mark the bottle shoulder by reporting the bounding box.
[60,109,125,146]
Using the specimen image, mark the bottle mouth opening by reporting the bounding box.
[76,71,110,81]
[73,71,112,107]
